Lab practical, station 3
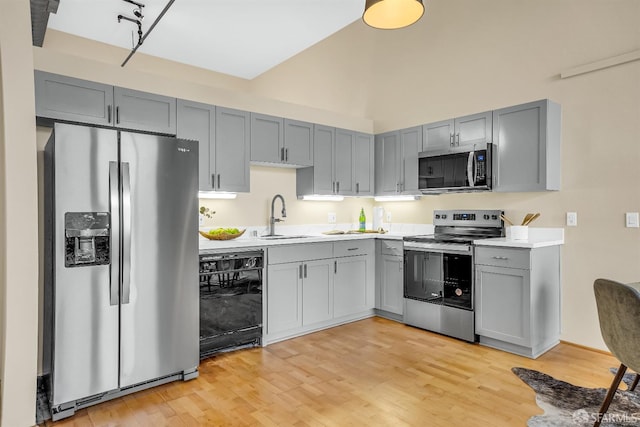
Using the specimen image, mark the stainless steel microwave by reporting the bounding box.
[418,143,492,194]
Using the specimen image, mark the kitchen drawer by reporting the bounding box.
[380,239,403,257]
[334,239,374,258]
[268,242,333,265]
[475,247,530,270]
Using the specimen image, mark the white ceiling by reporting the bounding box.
[47,0,366,80]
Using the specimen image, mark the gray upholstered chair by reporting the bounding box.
[593,278,640,427]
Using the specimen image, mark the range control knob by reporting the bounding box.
[492,215,498,220]
[483,214,490,220]
[442,214,447,219]
[435,214,441,219]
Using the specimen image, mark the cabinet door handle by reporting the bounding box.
[217,174,221,189]
[450,133,454,147]
[211,174,215,187]
[347,247,359,251]
[356,182,360,194]
[456,133,460,145]
[280,147,285,161]
[107,105,112,123]
[116,106,120,124]
[334,260,337,274]
[304,264,307,278]
[396,182,400,193]
[336,181,340,193]
[492,256,509,260]
[285,148,288,162]
[299,264,303,279]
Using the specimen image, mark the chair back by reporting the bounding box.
[594,278,640,373]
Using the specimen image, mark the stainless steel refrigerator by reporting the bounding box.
[44,123,199,420]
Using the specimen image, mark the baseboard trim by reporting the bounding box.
[560,340,612,356]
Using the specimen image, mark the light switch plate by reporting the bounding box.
[626,212,639,228]
[386,211,392,222]
[566,212,577,227]
[328,212,337,224]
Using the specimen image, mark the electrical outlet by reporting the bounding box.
[566,212,577,227]
[626,212,639,228]
[199,214,204,226]
[386,211,392,222]
[328,212,337,224]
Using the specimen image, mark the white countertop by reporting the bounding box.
[199,224,564,252]
[473,227,565,249]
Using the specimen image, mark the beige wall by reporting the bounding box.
[2,0,639,424]
[253,0,640,350]
[0,0,40,425]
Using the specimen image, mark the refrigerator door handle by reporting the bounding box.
[122,162,132,304]
[109,161,120,306]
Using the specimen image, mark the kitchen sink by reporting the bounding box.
[258,235,312,240]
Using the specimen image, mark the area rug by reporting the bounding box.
[512,367,640,426]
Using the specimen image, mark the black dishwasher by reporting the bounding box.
[199,250,263,359]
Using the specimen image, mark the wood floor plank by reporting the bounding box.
[44,317,619,426]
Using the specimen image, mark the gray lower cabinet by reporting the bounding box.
[35,71,177,135]
[474,245,561,359]
[177,101,250,192]
[375,240,404,320]
[374,126,421,196]
[492,99,561,192]
[422,111,492,153]
[266,240,374,343]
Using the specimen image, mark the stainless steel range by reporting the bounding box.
[403,209,504,342]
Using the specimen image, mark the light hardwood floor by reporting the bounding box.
[44,317,618,426]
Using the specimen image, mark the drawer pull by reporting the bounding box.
[492,256,509,260]
[347,248,359,251]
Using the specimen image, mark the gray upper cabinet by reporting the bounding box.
[177,102,250,193]
[35,71,177,135]
[375,127,421,196]
[284,119,314,166]
[250,116,313,167]
[353,133,374,196]
[35,70,114,127]
[297,126,373,197]
[334,129,355,195]
[492,100,561,192]
[113,87,176,135]
[215,107,251,193]
[250,113,283,164]
[176,99,215,191]
[423,111,492,153]
[375,131,401,195]
[400,126,421,194]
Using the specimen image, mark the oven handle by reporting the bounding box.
[403,245,472,256]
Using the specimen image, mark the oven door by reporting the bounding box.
[404,243,473,309]
[442,253,473,310]
[404,250,443,304]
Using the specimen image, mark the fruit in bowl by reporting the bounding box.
[199,228,245,240]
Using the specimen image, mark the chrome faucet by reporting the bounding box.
[268,194,287,236]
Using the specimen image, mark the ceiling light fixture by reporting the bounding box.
[363,0,425,30]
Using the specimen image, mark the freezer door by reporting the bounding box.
[119,131,199,387]
[50,124,119,406]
